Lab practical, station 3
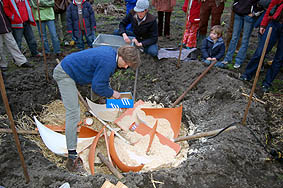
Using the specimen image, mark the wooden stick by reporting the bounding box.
[97,152,124,179]
[242,27,272,125]
[172,61,217,107]
[0,128,38,135]
[0,69,30,183]
[177,0,192,68]
[241,92,266,105]
[133,66,138,102]
[173,125,237,142]
[37,0,48,81]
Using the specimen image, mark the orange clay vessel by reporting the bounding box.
[109,131,144,172]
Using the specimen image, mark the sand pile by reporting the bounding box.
[114,102,189,172]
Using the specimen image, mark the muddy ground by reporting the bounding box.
[0,0,282,187]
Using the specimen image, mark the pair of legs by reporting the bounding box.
[242,21,283,89]
[0,32,27,68]
[36,20,61,54]
[53,64,80,154]
[183,21,199,48]
[157,11,172,37]
[197,0,224,47]
[55,12,70,42]
[12,21,39,56]
[225,10,242,52]
[224,14,256,67]
[74,31,95,50]
[113,29,158,57]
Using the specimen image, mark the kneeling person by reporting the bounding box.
[114,0,158,57]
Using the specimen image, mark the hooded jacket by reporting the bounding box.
[118,9,158,48]
[66,0,96,39]
[3,0,36,28]
[201,36,225,60]
[0,2,12,34]
[183,0,201,23]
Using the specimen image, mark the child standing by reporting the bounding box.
[152,0,176,39]
[67,0,96,50]
[182,0,201,49]
[201,25,226,68]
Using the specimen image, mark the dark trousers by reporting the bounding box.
[158,11,171,37]
[12,21,38,56]
[243,21,283,88]
[199,0,224,36]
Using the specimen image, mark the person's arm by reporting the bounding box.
[91,61,116,98]
[2,0,14,18]
[118,13,132,35]
[260,0,277,33]
[38,0,55,7]
[66,5,73,36]
[214,43,225,60]
[140,20,158,47]
[200,38,209,59]
[88,2,96,31]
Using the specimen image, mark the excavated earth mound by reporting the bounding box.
[0,54,282,188]
[0,1,282,187]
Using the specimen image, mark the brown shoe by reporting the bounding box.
[66,156,85,172]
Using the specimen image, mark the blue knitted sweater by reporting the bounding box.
[61,46,117,97]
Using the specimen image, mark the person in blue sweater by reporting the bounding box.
[67,0,96,50]
[201,25,226,68]
[53,45,141,172]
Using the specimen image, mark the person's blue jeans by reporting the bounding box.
[144,44,158,57]
[74,31,95,50]
[113,29,158,57]
[243,21,283,88]
[203,59,225,68]
[224,14,256,66]
[12,21,38,56]
[36,20,61,54]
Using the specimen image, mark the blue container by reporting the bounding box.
[106,92,134,109]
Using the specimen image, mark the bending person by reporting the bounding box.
[53,45,141,172]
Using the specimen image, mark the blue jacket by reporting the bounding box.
[201,36,225,61]
[61,46,117,97]
[67,0,96,39]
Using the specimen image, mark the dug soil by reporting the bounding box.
[0,1,282,187]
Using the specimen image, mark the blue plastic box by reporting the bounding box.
[106,92,134,108]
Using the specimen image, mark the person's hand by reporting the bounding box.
[112,91,121,99]
[122,33,131,44]
[259,27,265,35]
[206,57,212,61]
[132,38,142,47]
[211,58,217,61]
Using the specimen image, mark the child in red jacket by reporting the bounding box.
[182,0,201,49]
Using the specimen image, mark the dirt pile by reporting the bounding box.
[0,1,282,187]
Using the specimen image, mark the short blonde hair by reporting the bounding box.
[211,25,223,37]
[118,45,141,69]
